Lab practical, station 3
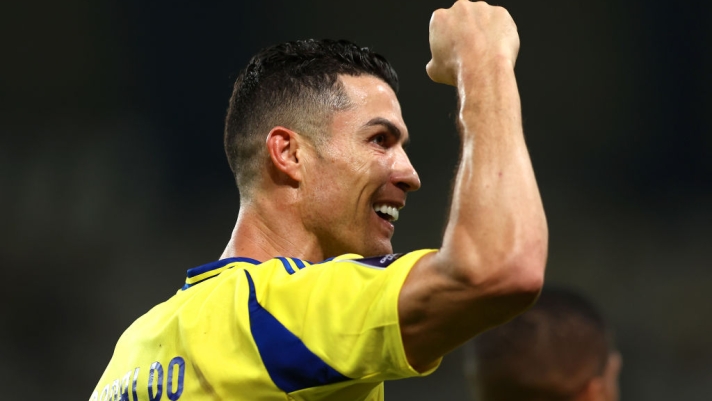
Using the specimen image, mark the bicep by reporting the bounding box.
[398,251,531,372]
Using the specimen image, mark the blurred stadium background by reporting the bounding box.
[1,0,711,399]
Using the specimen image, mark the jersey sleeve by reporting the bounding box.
[251,249,440,383]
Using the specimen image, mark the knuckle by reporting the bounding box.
[431,8,445,23]
[493,5,512,19]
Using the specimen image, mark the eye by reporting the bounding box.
[370,133,388,147]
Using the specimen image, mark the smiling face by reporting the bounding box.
[299,74,421,258]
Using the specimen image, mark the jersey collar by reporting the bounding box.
[182,257,261,290]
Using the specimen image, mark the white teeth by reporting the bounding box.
[373,204,400,222]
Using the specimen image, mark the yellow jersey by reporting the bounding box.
[90,249,439,401]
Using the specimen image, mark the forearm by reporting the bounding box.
[398,1,548,369]
[439,57,547,302]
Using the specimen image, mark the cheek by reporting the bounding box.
[325,153,376,191]
[305,164,353,214]
[358,154,392,189]
[306,150,390,213]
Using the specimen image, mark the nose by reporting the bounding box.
[391,147,421,192]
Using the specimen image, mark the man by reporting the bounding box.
[90,1,548,400]
[464,288,622,401]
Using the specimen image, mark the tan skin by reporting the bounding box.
[575,352,622,401]
[223,0,548,374]
[221,74,419,263]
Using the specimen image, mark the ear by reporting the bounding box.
[574,377,604,401]
[266,126,303,183]
[574,352,623,401]
[601,352,622,401]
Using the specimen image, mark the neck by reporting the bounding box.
[220,195,326,263]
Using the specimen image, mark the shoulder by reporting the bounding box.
[326,250,437,270]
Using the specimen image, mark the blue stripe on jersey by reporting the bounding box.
[182,279,208,291]
[276,257,295,274]
[182,257,261,290]
[291,258,306,269]
[244,270,350,392]
[186,257,260,279]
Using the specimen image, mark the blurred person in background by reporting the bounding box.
[90,1,548,400]
[464,287,622,401]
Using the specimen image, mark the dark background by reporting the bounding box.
[2,0,711,399]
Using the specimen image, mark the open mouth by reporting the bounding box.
[373,204,400,223]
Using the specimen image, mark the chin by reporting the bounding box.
[359,241,393,258]
[329,236,393,259]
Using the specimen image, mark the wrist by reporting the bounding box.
[456,56,521,138]
[457,54,515,90]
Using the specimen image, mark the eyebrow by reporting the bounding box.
[363,117,410,147]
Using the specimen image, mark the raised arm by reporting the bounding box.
[399,0,548,371]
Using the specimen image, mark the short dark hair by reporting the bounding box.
[224,39,399,199]
[464,287,615,401]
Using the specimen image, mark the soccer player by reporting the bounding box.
[90,1,548,400]
[463,288,622,401]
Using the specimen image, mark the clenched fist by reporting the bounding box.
[426,0,519,87]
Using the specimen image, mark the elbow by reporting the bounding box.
[450,235,547,323]
[458,234,547,295]
[497,226,547,299]
[481,254,546,327]
[488,249,546,314]
[506,256,545,311]
[504,235,547,304]
[507,241,547,300]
